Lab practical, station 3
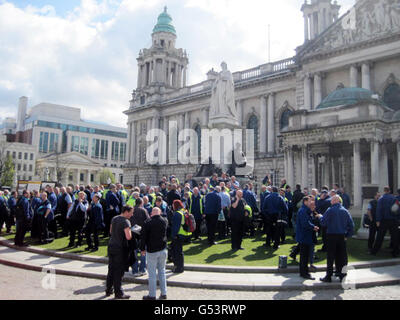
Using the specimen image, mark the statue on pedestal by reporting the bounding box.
[210,62,238,124]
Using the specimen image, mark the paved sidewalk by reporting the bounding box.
[1,245,400,291]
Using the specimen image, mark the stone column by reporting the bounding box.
[349,65,358,88]
[303,74,312,110]
[202,108,209,127]
[304,14,309,41]
[301,145,308,189]
[183,66,187,87]
[352,140,362,208]
[127,123,132,164]
[361,62,371,91]
[287,147,294,188]
[309,14,315,40]
[380,142,389,190]
[259,96,267,154]
[162,116,169,165]
[370,139,380,185]
[267,93,275,154]
[178,65,183,88]
[137,64,142,89]
[313,73,322,108]
[318,11,323,34]
[87,170,91,186]
[76,169,81,185]
[237,100,243,126]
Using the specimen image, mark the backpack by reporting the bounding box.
[182,210,196,233]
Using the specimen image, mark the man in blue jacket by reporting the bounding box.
[371,186,399,257]
[14,190,33,247]
[85,194,104,251]
[243,185,257,236]
[204,187,222,246]
[316,190,331,252]
[319,195,354,282]
[187,188,204,240]
[47,186,58,239]
[262,187,288,249]
[296,196,319,280]
[105,185,121,237]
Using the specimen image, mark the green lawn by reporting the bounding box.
[1,218,395,267]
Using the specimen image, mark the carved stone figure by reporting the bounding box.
[210,62,238,121]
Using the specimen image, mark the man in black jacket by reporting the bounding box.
[140,207,168,300]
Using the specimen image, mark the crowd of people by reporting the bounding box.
[1,172,400,299]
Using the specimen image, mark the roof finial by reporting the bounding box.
[164,6,167,13]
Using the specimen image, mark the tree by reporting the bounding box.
[0,154,15,186]
[98,169,115,185]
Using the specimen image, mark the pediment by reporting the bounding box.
[39,152,101,165]
[298,0,400,60]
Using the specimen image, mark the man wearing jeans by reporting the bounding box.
[140,207,168,300]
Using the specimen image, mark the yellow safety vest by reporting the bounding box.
[244,205,253,218]
[127,196,136,207]
[102,189,109,200]
[121,190,128,202]
[189,194,203,215]
[177,209,192,237]
[149,193,156,206]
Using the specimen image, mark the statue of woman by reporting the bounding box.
[210,62,238,120]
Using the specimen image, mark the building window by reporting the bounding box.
[247,115,259,152]
[24,153,28,160]
[6,151,10,157]
[384,83,400,111]
[12,152,16,159]
[39,131,49,153]
[140,96,145,105]
[194,124,201,160]
[80,173,84,182]
[23,164,27,171]
[100,140,109,160]
[119,143,126,162]
[30,153,33,160]
[280,109,293,131]
[92,139,100,159]
[71,136,80,153]
[29,164,32,172]
[18,152,22,160]
[80,137,89,156]
[49,133,59,152]
[90,174,94,182]
[17,164,21,171]
[112,141,120,161]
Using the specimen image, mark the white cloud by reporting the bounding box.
[0,0,355,128]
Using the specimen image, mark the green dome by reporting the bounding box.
[153,6,176,35]
[316,87,378,110]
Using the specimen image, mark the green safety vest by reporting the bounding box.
[102,189,109,200]
[121,190,128,202]
[189,194,203,215]
[127,196,136,207]
[177,209,192,237]
[244,205,253,218]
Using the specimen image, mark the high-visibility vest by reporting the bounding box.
[149,193,156,206]
[102,189,109,200]
[189,194,203,215]
[177,209,191,237]
[244,205,253,218]
[121,189,128,202]
[127,196,136,207]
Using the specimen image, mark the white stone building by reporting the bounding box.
[124,0,400,208]
[9,97,128,186]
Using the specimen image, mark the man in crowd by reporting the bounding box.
[140,207,168,300]
[204,186,222,246]
[187,187,204,241]
[230,189,246,251]
[131,198,150,277]
[0,192,10,235]
[36,192,52,244]
[370,187,399,257]
[106,205,133,299]
[316,190,331,252]
[319,195,354,282]
[85,194,104,252]
[367,192,380,252]
[105,185,121,238]
[57,187,73,237]
[67,191,89,248]
[262,187,288,249]
[7,191,17,233]
[296,196,319,280]
[14,190,32,247]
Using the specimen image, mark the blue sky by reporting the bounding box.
[0,0,355,127]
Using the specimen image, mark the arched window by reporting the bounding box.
[194,124,201,159]
[247,115,259,152]
[384,83,400,111]
[280,109,293,131]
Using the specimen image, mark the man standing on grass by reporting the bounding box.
[204,187,222,246]
[230,189,246,251]
[14,190,32,247]
[106,205,133,300]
